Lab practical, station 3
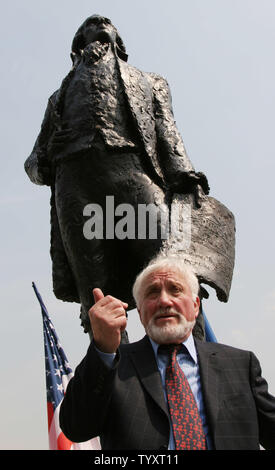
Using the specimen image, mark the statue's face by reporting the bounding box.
[82,15,118,47]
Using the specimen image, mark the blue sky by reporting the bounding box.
[1,0,275,449]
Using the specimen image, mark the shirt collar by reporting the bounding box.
[149,334,198,364]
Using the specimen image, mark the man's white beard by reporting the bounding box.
[143,308,196,344]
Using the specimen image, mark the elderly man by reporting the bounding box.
[24,15,209,336]
[59,254,275,450]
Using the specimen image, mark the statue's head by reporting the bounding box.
[71,15,127,63]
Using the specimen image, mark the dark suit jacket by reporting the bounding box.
[59,335,275,450]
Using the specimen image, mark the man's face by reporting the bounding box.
[138,269,200,344]
[82,16,118,47]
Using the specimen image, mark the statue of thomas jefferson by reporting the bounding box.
[25,15,211,337]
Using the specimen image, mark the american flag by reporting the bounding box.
[32,282,101,450]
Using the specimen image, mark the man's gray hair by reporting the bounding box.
[132,253,200,308]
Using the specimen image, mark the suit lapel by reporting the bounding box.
[129,336,169,419]
[195,339,222,438]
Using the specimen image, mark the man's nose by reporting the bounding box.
[158,289,173,306]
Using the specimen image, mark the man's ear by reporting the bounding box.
[194,296,200,318]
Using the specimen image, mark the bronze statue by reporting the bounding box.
[25,15,235,340]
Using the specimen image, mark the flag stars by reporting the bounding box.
[55,368,61,377]
[57,383,64,393]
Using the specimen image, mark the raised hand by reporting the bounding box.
[88,288,128,353]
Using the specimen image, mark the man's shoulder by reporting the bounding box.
[195,338,253,357]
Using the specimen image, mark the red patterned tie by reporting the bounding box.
[160,344,206,450]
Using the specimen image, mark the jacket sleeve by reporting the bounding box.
[250,351,275,449]
[59,341,119,443]
[152,75,209,194]
[24,92,58,186]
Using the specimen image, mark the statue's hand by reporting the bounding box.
[89,288,128,353]
[168,171,210,208]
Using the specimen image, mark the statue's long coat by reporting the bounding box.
[25,46,203,331]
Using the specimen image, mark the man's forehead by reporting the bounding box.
[145,268,186,285]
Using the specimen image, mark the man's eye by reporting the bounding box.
[171,285,182,293]
[146,287,160,296]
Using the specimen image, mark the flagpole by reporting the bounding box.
[32,282,101,450]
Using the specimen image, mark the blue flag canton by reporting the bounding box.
[43,316,73,411]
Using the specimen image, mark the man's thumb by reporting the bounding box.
[93,288,104,303]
